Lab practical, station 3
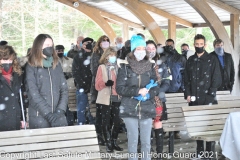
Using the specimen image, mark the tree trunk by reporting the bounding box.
[34,0,39,37]
[58,3,63,44]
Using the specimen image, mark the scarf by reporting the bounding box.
[106,62,118,78]
[127,56,152,74]
[1,66,13,85]
[43,56,53,68]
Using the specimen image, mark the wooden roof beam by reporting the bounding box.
[115,0,166,44]
[56,0,116,43]
[138,1,193,28]
[206,0,240,14]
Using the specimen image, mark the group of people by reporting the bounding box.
[0,32,235,160]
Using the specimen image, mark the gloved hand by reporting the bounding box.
[146,79,158,90]
[50,109,67,127]
[105,80,114,86]
[134,93,150,102]
[45,112,58,123]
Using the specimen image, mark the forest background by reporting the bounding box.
[0,0,231,56]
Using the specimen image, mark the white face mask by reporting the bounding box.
[149,52,156,59]
[134,50,146,61]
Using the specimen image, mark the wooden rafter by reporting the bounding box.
[138,1,193,28]
[206,0,240,14]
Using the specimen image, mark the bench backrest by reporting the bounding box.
[182,99,240,139]
[0,125,100,160]
[163,91,235,132]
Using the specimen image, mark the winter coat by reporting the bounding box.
[156,62,170,102]
[116,59,160,119]
[25,63,68,128]
[95,64,118,105]
[90,48,104,102]
[184,52,222,105]
[118,47,131,60]
[0,72,22,131]
[164,50,186,93]
[72,49,92,93]
[210,51,235,92]
[67,45,81,59]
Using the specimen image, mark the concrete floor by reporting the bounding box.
[99,131,228,160]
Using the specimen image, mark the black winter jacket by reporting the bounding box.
[72,49,92,93]
[26,63,68,125]
[0,72,22,131]
[90,48,104,102]
[210,51,235,92]
[116,61,160,119]
[157,63,170,102]
[184,52,222,105]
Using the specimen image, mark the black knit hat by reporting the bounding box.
[82,37,93,44]
[0,40,8,46]
[55,45,65,50]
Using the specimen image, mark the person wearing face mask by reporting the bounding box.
[72,37,94,126]
[55,45,76,126]
[146,40,170,159]
[116,35,159,160]
[181,43,189,60]
[26,34,68,129]
[95,47,122,152]
[0,45,22,131]
[119,40,131,60]
[67,36,84,58]
[184,34,221,156]
[210,39,235,92]
[90,35,110,145]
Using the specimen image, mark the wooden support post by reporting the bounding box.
[230,14,239,53]
[168,19,176,42]
[122,23,129,42]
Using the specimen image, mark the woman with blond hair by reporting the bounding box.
[90,35,110,145]
[0,45,22,131]
[95,46,122,152]
[26,34,68,129]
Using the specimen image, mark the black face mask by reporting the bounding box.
[57,52,64,58]
[2,63,12,72]
[182,50,188,56]
[165,45,174,54]
[86,43,92,50]
[195,46,205,54]
[43,47,53,57]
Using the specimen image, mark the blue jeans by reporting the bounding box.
[76,90,94,125]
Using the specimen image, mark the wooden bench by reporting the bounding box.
[68,89,97,118]
[163,91,233,154]
[0,125,100,160]
[182,97,240,157]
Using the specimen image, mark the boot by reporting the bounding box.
[196,140,204,158]
[155,128,163,160]
[97,134,105,146]
[111,125,123,151]
[103,126,113,153]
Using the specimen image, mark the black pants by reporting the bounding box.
[102,102,121,128]
[95,103,103,134]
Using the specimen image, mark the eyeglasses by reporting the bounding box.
[102,39,109,42]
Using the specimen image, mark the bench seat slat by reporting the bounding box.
[184,108,240,117]
[0,131,97,146]
[0,125,95,139]
[185,119,225,127]
[191,134,221,141]
[187,124,224,133]
[188,130,222,137]
[0,138,98,153]
[184,113,229,121]
[168,113,184,118]
[167,108,182,113]
[162,117,185,123]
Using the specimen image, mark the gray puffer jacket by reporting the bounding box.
[25,63,68,121]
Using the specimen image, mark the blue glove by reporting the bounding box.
[134,93,150,102]
[146,79,158,90]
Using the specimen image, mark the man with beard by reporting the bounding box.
[72,37,95,125]
[184,34,221,157]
